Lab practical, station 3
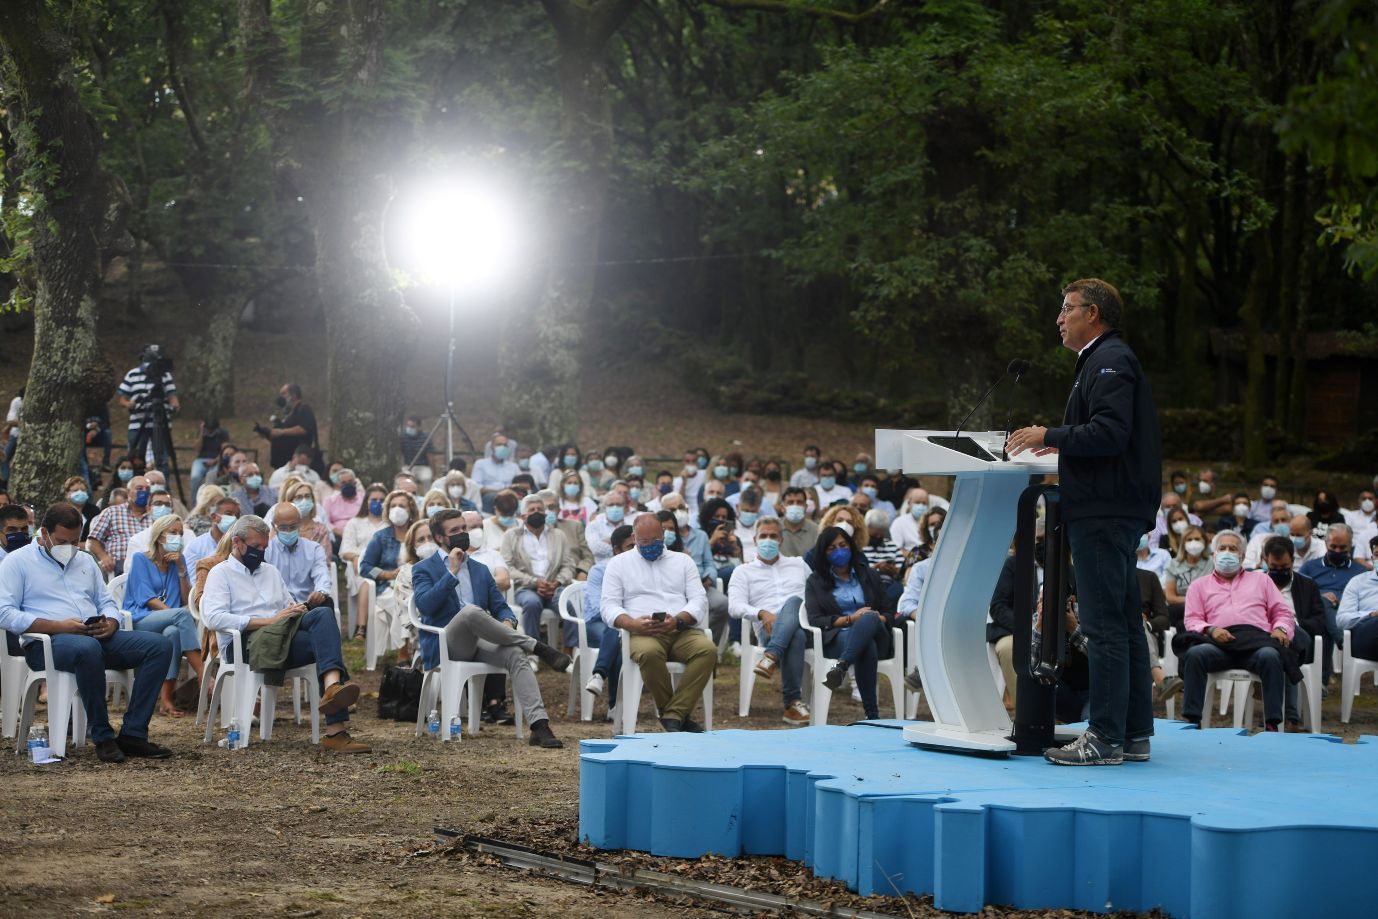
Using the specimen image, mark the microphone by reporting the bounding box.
[1002,360,1032,460]
[955,358,1031,441]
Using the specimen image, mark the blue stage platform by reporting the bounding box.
[579,720,1378,918]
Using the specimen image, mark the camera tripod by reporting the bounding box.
[406,287,477,467]
[128,385,187,505]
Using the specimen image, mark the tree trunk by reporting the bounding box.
[179,292,241,420]
[0,3,121,504]
[1238,256,1269,466]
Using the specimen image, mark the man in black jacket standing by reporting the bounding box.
[1008,278,1162,766]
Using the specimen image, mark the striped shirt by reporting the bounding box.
[87,503,153,564]
[117,365,177,431]
[862,537,904,575]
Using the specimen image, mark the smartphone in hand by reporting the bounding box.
[651,612,668,622]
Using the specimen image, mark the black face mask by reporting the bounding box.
[241,544,265,572]
[448,531,470,552]
[1266,567,1291,588]
[275,395,288,408]
[5,531,31,552]
[1033,539,1046,568]
[765,470,781,482]
[340,482,358,499]
[527,512,546,530]
[1326,549,1350,566]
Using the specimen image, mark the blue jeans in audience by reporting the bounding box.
[226,606,352,725]
[754,596,806,704]
[517,587,572,646]
[24,629,173,742]
[133,606,198,680]
[585,617,621,705]
[1181,643,1285,727]
[1352,616,1378,661]
[823,609,884,719]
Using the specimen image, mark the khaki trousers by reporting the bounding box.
[629,628,717,722]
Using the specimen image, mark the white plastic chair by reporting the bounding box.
[618,624,715,735]
[201,628,320,747]
[1160,627,1180,719]
[104,574,135,708]
[1201,669,1259,729]
[2,635,30,738]
[798,600,905,725]
[13,634,85,758]
[408,597,524,741]
[1341,628,1378,723]
[738,598,811,717]
[557,583,593,721]
[1298,634,1323,733]
[905,618,926,720]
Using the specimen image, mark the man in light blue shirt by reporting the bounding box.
[266,502,333,608]
[0,503,33,564]
[0,503,172,762]
[1338,533,1378,661]
[471,432,521,513]
[183,496,239,579]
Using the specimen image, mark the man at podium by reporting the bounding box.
[1007,279,1162,766]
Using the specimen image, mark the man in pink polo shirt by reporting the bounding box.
[1181,530,1293,730]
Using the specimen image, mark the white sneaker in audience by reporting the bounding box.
[850,673,862,703]
[585,673,605,697]
[782,700,810,725]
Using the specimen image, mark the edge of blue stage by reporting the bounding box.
[578,720,1378,918]
[577,430,1378,917]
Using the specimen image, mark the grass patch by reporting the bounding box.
[112,900,153,910]
[377,760,424,778]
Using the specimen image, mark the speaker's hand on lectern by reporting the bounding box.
[1006,426,1056,457]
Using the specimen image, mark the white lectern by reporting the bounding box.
[875,429,1058,754]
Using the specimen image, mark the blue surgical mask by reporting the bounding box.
[853,462,868,475]
[665,529,679,547]
[498,515,516,528]
[785,505,805,524]
[627,466,643,479]
[739,511,758,527]
[245,475,263,489]
[293,498,314,516]
[368,499,384,517]
[756,538,780,561]
[1272,522,1290,537]
[69,490,89,506]
[162,535,183,552]
[696,456,709,469]
[217,514,237,532]
[545,511,558,527]
[1214,551,1240,575]
[819,476,836,490]
[1138,534,1150,551]
[1173,482,1187,495]
[518,458,530,470]
[910,502,927,519]
[713,464,729,479]
[587,459,603,472]
[803,456,817,470]
[827,546,852,568]
[117,467,135,482]
[862,486,877,499]
[277,530,299,547]
[426,505,442,518]
[563,484,580,499]
[628,487,641,502]
[638,540,665,562]
[606,506,625,523]
[563,455,578,467]
[151,505,171,519]
[493,445,510,461]
[1291,535,1307,551]
[329,472,341,485]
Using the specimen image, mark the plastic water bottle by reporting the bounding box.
[427,708,440,737]
[448,714,461,741]
[227,718,242,750]
[27,726,44,764]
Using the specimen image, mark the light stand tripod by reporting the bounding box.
[406,286,476,469]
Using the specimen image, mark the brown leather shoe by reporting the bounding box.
[320,730,371,753]
[319,681,360,716]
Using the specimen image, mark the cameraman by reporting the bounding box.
[255,383,317,471]
[117,345,179,469]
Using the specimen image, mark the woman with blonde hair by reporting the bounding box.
[192,529,236,666]
[373,519,436,664]
[184,484,227,536]
[436,469,478,511]
[280,475,333,559]
[421,488,452,521]
[126,513,204,716]
[61,475,99,536]
[819,503,871,550]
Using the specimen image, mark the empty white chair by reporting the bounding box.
[557,583,593,721]
[618,626,715,735]
[798,600,905,725]
[408,597,523,741]
[1341,628,1378,724]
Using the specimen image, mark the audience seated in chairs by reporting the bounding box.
[266,502,334,610]
[374,519,432,664]
[779,487,819,557]
[229,462,277,518]
[125,512,204,717]
[730,516,812,725]
[600,515,716,732]
[200,515,369,753]
[0,502,173,762]
[1299,522,1366,682]
[806,524,899,721]
[1163,526,1210,626]
[502,493,577,645]
[1179,530,1294,731]
[87,473,153,576]
[1337,532,1378,662]
[1261,536,1324,730]
[358,489,416,642]
[278,476,334,560]
[411,509,568,747]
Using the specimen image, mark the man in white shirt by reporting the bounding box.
[1134,534,1171,580]
[269,444,322,489]
[265,502,334,608]
[813,461,853,508]
[586,492,631,564]
[729,516,811,724]
[889,487,929,552]
[502,494,577,644]
[471,432,521,513]
[1289,515,1325,567]
[601,515,715,732]
[789,445,822,489]
[458,510,510,592]
[0,503,174,762]
[200,515,368,753]
[1243,503,1293,569]
[671,450,707,518]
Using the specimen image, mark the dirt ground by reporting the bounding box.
[3,638,1376,918]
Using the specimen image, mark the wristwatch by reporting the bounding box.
[675,615,690,632]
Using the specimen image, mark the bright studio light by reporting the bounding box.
[395,179,520,294]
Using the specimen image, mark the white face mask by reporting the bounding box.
[466,528,485,550]
[47,542,78,565]
[415,542,438,559]
[836,521,855,537]
[1184,539,1205,557]
[1197,481,1212,495]
[672,510,689,528]
[1362,499,1376,515]
[1259,485,1276,500]
[388,506,410,526]
[1233,504,1249,517]
[1171,520,1189,535]
[448,485,464,499]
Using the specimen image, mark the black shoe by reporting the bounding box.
[95,738,127,763]
[679,719,706,734]
[823,665,848,692]
[534,642,572,673]
[659,717,683,733]
[485,703,515,726]
[904,668,923,693]
[1043,729,1123,766]
[117,736,173,759]
[1123,737,1151,762]
[528,719,564,749]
